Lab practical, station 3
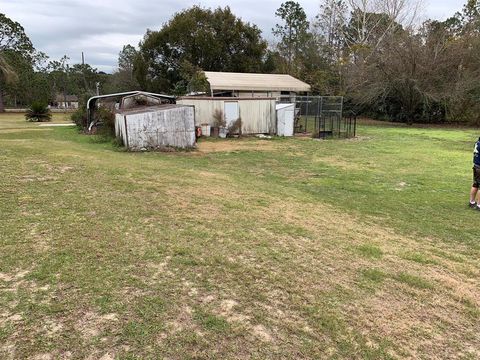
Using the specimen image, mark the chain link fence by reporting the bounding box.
[277,96,356,139]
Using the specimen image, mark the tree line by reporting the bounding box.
[1,1,480,124]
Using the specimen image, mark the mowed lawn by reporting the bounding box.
[0,113,479,359]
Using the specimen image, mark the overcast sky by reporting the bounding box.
[3,0,466,73]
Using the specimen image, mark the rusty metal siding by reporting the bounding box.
[176,98,276,135]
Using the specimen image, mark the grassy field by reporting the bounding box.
[0,113,479,359]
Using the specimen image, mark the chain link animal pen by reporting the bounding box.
[277,95,356,139]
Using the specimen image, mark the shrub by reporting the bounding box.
[212,109,226,128]
[70,94,92,129]
[94,106,116,138]
[25,102,52,122]
[227,117,242,136]
[71,107,87,128]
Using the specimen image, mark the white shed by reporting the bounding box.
[276,103,295,137]
[176,97,276,135]
[115,104,195,150]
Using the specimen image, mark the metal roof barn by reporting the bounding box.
[115,104,195,150]
[204,72,311,93]
[176,97,277,135]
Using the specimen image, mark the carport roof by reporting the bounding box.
[204,71,311,92]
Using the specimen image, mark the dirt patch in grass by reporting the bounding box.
[252,324,273,342]
[166,305,203,336]
[197,171,230,181]
[217,299,250,325]
[75,311,119,339]
[0,269,30,286]
[18,175,58,183]
[197,139,277,153]
[43,319,64,338]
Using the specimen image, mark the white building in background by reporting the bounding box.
[54,94,79,109]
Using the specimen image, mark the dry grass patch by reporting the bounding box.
[197,138,278,153]
[314,155,363,170]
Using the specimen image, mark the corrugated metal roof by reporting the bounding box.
[204,71,311,92]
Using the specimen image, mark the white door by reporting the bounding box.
[277,109,285,136]
[284,109,294,136]
[224,102,239,127]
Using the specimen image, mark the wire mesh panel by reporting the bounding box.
[277,96,356,139]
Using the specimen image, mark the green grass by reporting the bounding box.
[356,244,383,259]
[393,272,434,290]
[461,298,480,320]
[193,309,231,333]
[361,268,387,283]
[401,251,439,265]
[0,114,479,359]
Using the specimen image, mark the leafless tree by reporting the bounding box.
[344,0,423,58]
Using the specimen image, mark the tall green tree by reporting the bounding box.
[104,44,140,93]
[4,52,38,106]
[272,1,310,74]
[136,6,268,94]
[0,13,35,111]
[118,44,137,73]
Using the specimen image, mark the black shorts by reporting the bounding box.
[473,166,480,188]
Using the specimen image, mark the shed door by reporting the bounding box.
[224,102,239,127]
[284,109,294,136]
[277,109,285,136]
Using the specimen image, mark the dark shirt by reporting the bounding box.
[474,141,480,167]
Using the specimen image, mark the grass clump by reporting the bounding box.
[194,309,230,333]
[394,272,433,290]
[356,244,383,259]
[461,298,480,319]
[361,268,387,283]
[401,252,439,265]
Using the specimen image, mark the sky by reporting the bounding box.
[2,0,467,73]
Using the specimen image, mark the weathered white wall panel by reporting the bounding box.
[115,106,195,150]
[115,113,126,141]
[177,98,276,135]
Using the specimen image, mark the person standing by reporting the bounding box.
[469,137,480,209]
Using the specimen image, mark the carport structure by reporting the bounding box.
[86,91,175,130]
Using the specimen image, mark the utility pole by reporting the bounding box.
[81,52,88,93]
[96,82,100,96]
